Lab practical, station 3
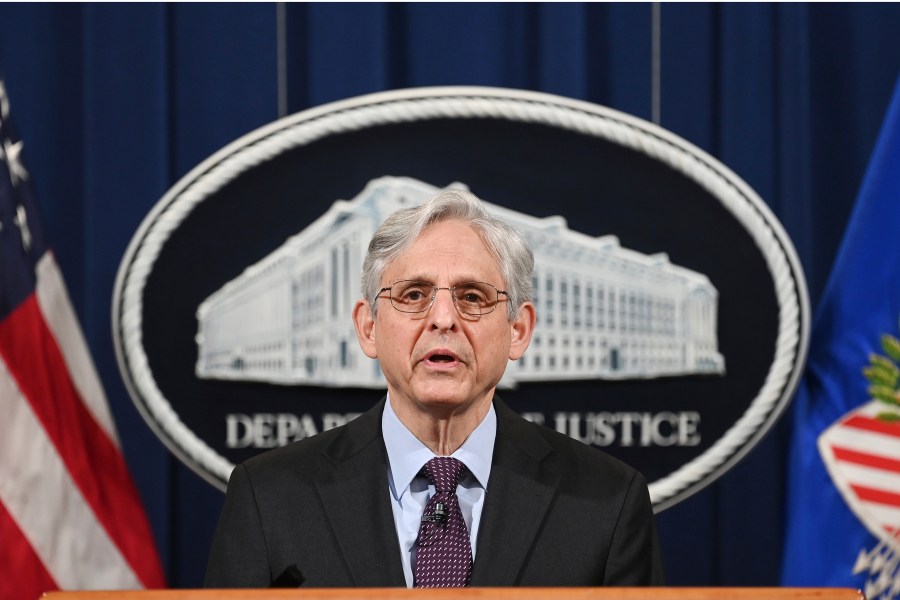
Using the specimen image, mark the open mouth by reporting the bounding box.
[429,354,456,363]
[423,350,461,365]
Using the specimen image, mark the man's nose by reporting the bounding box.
[428,288,458,330]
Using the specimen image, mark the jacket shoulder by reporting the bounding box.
[495,398,645,490]
[236,398,385,484]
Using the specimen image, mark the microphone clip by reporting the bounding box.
[421,502,447,524]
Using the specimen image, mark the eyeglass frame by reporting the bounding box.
[377,279,510,317]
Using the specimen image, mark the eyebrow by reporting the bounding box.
[393,275,488,285]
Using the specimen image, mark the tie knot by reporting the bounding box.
[421,457,467,493]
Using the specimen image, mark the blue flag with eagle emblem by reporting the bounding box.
[782,73,900,597]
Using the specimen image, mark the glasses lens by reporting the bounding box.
[386,281,500,315]
[453,282,497,315]
[391,281,433,313]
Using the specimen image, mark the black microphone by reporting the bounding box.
[271,565,306,587]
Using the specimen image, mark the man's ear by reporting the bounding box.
[352,299,378,359]
[509,302,536,361]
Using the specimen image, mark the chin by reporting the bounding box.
[416,392,468,409]
[414,385,495,415]
[411,385,469,408]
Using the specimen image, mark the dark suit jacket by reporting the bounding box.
[205,397,664,587]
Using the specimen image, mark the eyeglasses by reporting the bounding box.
[378,280,509,316]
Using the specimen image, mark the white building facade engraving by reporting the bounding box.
[196,176,724,388]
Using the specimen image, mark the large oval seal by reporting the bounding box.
[113,87,809,511]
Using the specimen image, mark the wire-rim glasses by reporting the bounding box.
[378,280,509,316]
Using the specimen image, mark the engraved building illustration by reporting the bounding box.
[196,176,725,388]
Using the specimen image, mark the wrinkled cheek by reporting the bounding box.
[376,339,412,384]
[478,352,510,387]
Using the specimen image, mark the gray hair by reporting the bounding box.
[362,188,534,321]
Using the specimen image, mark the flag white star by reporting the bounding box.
[0,79,8,121]
[4,137,29,186]
[14,204,32,252]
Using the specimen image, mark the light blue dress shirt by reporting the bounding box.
[382,395,496,588]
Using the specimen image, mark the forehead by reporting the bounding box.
[383,220,503,284]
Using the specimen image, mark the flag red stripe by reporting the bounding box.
[0,295,165,587]
[0,500,58,600]
[844,414,900,437]
[850,484,900,507]
[831,445,900,473]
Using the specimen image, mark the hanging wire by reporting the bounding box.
[277,2,288,118]
[651,2,662,125]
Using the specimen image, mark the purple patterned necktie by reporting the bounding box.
[413,457,473,587]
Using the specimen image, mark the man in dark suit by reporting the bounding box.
[205,188,664,588]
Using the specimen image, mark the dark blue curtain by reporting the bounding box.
[3,2,900,587]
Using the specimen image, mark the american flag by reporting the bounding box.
[0,79,165,597]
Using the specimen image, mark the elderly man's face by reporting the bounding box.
[353,219,534,417]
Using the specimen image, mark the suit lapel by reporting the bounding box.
[470,398,561,586]
[313,397,559,586]
[315,399,406,586]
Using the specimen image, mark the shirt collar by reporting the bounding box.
[383,394,496,500]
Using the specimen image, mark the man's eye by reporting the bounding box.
[402,289,427,302]
[460,290,487,304]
